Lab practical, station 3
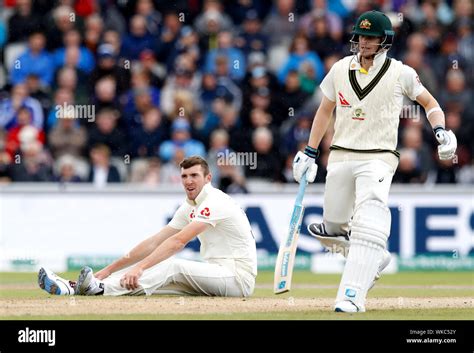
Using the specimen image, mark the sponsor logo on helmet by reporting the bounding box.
[359,19,371,30]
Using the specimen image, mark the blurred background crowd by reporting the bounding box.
[0,0,472,191]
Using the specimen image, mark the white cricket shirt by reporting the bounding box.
[319,51,425,164]
[168,183,257,279]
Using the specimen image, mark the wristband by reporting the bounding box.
[426,107,443,119]
[433,125,445,135]
[304,145,320,160]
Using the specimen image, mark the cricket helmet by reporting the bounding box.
[350,10,395,52]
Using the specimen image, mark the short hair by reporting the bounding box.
[179,156,210,176]
[91,143,111,157]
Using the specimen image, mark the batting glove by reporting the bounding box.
[434,127,457,160]
[293,146,319,183]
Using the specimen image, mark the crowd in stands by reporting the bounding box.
[0,0,472,191]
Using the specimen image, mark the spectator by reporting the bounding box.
[439,69,471,111]
[121,15,155,61]
[235,10,268,55]
[10,31,55,87]
[87,108,128,157]
[159,118,206,162]
[262,0,299,46]
[45,87,75,131]
[53,154,82,183]
[9,141,52,182]
[25,74,52,118]
[93,75,119,111]
[7,0,42,43]
[403,51,438,96]
[299,0,343,41]
[87,144,121,186]
[308,13,341,60]
[395,126,433,183]
[89,44,130,95]
[160,67,200,117]
[205,31,246,81]
[53,29,95,73]
[84,14,104,53]
[135,0,162,36]
[0,83,44,130]
[48,116,87,159]
[241,86,273,129]
[160,148,185,184]
[139,50,166,88]
[393,148,421,183]
[126,66,160,109]
[282,111,313,156]
[5,106,45,159]
[166,26,201,72]
[44,5,77,51]
[246,126,283,182]
[273,70,310,126]
[130,107,167,157]
[194,0,234,37]
[130,157,161,185]
[155,12,183,65]
[277,34,324,85]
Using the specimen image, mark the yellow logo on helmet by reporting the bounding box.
[359,19,371,30]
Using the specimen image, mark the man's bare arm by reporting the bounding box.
[416,89,445,129]
[308,95,337,149]
[120,221,210,290]
[96,225,180,279]
[416,88,457,160]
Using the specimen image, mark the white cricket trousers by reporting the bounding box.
[323,157,396,235]
[102,258,255,297]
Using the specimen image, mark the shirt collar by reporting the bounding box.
[350,51,387,73]
[186,183,213,206]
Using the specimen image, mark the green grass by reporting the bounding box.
[1,271,472,320]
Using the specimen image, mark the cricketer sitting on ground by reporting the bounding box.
[38,156,257,298]
[292,10,457,313]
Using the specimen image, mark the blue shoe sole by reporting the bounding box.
[38,268,61,295]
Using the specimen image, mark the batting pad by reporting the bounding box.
[336,200,391,310]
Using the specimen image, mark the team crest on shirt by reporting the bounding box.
[352,108,366,121]
[359,19,371,30]
[338,92,351,108]
[189,210,195,219]
[199,207,211,218]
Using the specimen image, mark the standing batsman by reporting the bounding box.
[38,156,257,297]
[293,10,457,312]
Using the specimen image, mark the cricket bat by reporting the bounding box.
[274,173,308,294]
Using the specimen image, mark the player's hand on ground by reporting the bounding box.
[120,267,143,290]
[95,268,111,280]
[435,129,457,160]
[293,148,319,183]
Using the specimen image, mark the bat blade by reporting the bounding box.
[274,204,305,294]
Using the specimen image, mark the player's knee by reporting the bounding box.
[351,200,390,247]
[170,259,187,274]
